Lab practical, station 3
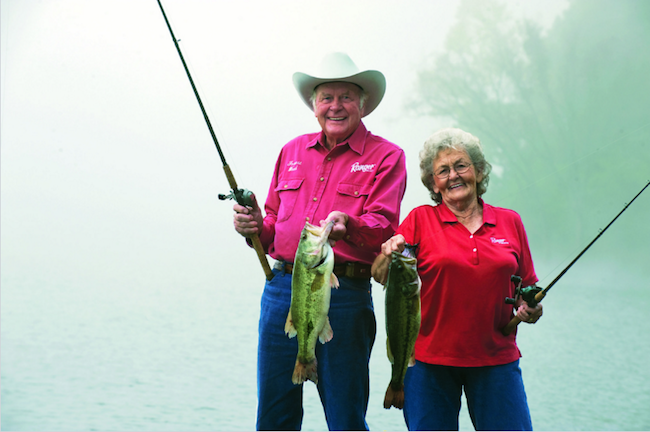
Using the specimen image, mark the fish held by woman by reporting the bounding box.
[285,221,339,385]
[384,244,420,409]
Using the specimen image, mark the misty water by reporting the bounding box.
[2,242,650,431]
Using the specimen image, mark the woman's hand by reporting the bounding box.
[371,234,406,285]
[515,298,543,324]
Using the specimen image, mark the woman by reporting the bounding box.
[372,128,543,431]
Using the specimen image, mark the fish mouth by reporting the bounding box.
[304,221,334,268]
[305,221,334,240]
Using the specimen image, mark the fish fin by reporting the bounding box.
[285,310,297,339]
[330,273,339,289]
[384,383,405,410]
[318,317,334,344]
[292,358,318,385]
[408,352,416,367]
[386,337,395,364]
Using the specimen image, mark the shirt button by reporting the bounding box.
[313,197,317,201]
[320,177,325,181]
[473,248,477,252]
[327,157,332,161]
[284,184,288,188]
[470,235,473,238]
[306,217,310,221]
[354,191,359,195]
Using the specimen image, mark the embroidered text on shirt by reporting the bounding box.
[350,162,376,173]
[287,161,302,172]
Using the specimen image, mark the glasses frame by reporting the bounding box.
[433,162,473,179]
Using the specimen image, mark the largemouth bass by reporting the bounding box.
[285,221,339,385]
[384,244,420,409]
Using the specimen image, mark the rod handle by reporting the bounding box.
[251,234,274,281]
[223,164,239,191]
[501,291,547,336]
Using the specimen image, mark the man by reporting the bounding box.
[233,52,407,431]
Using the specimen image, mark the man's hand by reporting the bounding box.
[233,194,263,238]
[320,211,349,245]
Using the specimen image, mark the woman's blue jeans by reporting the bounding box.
[256,269,376,431]
[403,359,533,431]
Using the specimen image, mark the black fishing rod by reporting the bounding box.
[156,0,273,281]
[502,179,650,336]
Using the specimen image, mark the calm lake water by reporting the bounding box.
[2,248,649,431]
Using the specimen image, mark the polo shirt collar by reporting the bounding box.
[439,198,497,226]
[307,121,368,155]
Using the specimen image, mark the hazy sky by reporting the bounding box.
[1,0,572,282]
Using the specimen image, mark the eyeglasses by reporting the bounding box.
[434,162,473,179]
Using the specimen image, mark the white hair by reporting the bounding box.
[419,128,492,204]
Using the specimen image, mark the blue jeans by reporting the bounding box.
[403,360,532,431]
[256,269,376,431]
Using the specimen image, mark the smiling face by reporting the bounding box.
[313,82,364,150]
[432,148,483,208]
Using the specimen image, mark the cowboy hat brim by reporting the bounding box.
[292,69,386,117]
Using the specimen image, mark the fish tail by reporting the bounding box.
[292,358,318,385]
[383,383,405,410]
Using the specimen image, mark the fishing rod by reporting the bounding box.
[501,179,650,336]
[156,0,273,281]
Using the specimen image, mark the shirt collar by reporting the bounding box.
[307,121,368,155]
[439,198,496,226]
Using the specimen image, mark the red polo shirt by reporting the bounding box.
[396,200,537,367]
[259,121,407,265]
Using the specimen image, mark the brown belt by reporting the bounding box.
[275,261,372,279]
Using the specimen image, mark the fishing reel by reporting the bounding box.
[505,275,544,308]
[218,188,255,207]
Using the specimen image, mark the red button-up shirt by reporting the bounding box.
[397,200,538,367]
[258,121,407,265]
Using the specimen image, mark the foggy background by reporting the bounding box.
[2,0,649,430]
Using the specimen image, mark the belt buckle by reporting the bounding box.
[345,263,355,278]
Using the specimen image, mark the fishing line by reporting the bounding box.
[157,1,249,189]
[495,121,650,199]
[403,125,650,288]
[157,0,273,280]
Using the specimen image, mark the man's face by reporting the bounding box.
[313,82,364,149]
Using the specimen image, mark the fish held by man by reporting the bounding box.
[285,221,339,385]
[384,245,420,409]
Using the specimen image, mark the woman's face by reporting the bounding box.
[432,148,482,207]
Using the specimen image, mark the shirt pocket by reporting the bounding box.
[275,178,304,222]
[334,182,372,210]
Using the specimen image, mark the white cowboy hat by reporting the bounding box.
[292,52,386,117]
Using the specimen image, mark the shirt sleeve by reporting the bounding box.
[255,153,283,252]
[345,147,407,251]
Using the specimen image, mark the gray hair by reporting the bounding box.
[419,128,492,204]
[309,82,368,111]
